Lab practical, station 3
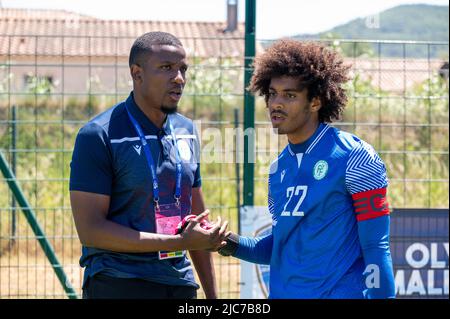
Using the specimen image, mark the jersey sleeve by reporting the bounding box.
[345,141,396,299]
[230,165,276,265]
[233,233,273,265]
[346,141,390,221]
[268,175,276,220]
[346,140,388,196]
[69,122,113,195]
[268,161,279,225]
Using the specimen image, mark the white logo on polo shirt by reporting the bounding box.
[280,170,286,183]
[133,145,142,155]
[177,140,191,161]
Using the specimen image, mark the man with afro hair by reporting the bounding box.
[218,39,395,299]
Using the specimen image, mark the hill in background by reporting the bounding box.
[291,4,449,58]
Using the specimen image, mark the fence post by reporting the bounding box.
[234,108,241,234]
[10,105,17,245]
[243,0,256,207]
[0,151,78,299]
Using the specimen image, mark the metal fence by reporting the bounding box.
[0,34,448,298]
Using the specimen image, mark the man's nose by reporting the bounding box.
[269,96,284,110]
[173,70,185,84]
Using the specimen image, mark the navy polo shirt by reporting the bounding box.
[70,92,201,289]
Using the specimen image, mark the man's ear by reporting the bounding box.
[130,64,143,83]
[310,97,322,112]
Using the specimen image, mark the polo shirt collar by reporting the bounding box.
[126,91,171,136]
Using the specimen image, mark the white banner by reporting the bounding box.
[239,206,272,299]
[238,206,449,299]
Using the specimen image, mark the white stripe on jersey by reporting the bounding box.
[110,135,157,143]
[268,174,277,221]
[296,153,303,168]
[110,135,196,144]
[306,124,330,154]
[345,141,388,195]
[287,145,295,156]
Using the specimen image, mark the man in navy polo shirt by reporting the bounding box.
[70,32,229,299]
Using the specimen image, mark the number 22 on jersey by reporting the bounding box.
[280,185,308,217]
[280,152,308,217]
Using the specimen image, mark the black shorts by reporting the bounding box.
[82,273,198,299]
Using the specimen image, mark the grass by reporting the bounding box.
[0,204,241,298]
[0,239,241,299]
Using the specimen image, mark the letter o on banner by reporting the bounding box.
[405,243,430,268]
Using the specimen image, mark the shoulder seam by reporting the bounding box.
[86,102,126,137]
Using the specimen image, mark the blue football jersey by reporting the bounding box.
[265,123,394,298]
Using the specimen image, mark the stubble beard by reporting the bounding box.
[279,107,313,138]
[272,125,284,135]
[161,104,178,114]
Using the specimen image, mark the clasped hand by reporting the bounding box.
[179,210,230,251]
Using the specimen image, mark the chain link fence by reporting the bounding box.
[0,34,448,298]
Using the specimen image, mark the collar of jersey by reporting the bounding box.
[126,92,171,136]
[288,122,327,155]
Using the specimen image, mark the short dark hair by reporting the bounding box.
[129,31,183,67]
[249,39,351,123]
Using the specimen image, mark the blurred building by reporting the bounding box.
[0,8,248,94]
[0,8,446,94]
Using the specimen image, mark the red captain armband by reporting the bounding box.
[352,188,390,222]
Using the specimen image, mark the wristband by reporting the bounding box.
[218,232,240,256]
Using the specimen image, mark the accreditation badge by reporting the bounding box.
[155,202,185,260]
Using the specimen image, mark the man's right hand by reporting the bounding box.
[179,210,230,251]
[71,191,230,253]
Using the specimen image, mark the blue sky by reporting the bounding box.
[1,0,448,39]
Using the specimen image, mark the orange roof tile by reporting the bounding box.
[0,8,248,58]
